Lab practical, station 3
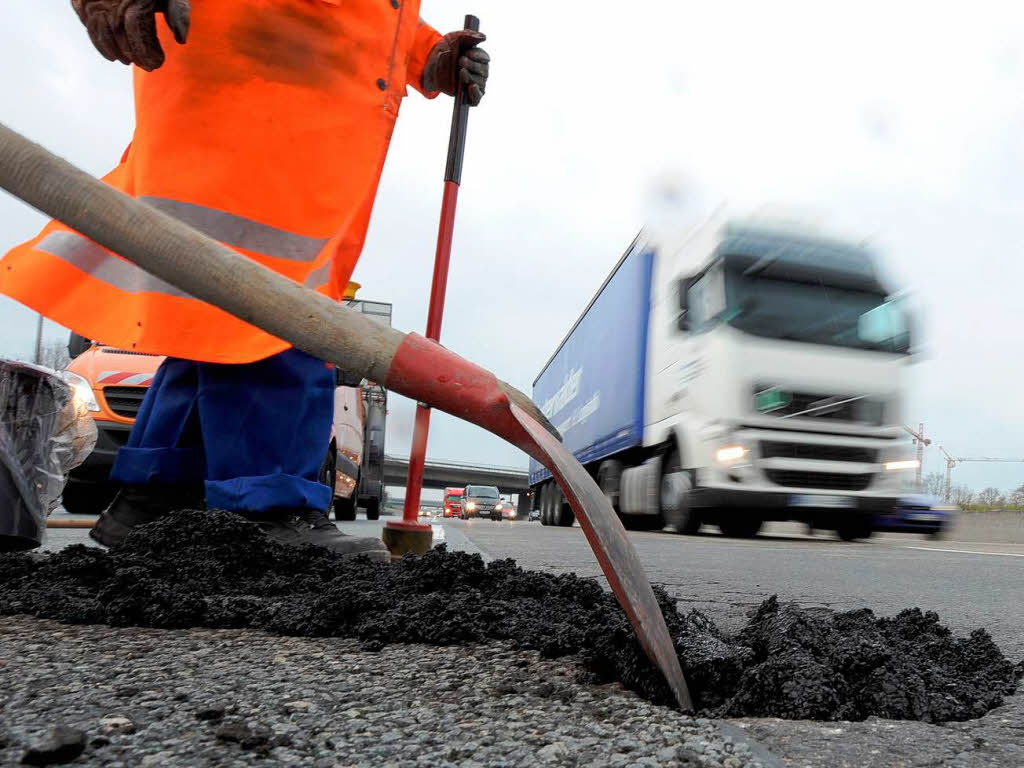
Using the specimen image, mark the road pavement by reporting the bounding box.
[448,517,1024,767]
[13,512,1024,766]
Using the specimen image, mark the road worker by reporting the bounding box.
[0,0,489,559]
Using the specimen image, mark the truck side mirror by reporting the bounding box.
[676,277,692,331]
[677,277,691,311]
[335,367,363,387]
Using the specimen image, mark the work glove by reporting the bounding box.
[422,30,490,106]
[71,0,191,72]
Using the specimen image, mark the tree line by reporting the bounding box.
[921,472,1024,510]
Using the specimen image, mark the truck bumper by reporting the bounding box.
[67,420,131,486]
[693,485,901,526]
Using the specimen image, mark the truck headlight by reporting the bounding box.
[884,459,920,471]
[61,371,100,412]
[716,444,748,464]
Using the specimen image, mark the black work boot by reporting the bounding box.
[89,483,205,548]
[253,508,390,562]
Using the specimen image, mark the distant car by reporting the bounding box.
[463,485,501,520]
[529,507,541,522]
[501,503,516,520]
[874,494,957,538]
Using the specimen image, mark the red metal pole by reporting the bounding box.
[393,15,479,533]
[399,183,459,525]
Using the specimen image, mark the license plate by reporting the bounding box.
[907,512,942,522]
[790,494,856,508]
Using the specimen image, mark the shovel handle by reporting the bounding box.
[444,14,480,185]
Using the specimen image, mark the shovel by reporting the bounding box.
[0,122,693,712]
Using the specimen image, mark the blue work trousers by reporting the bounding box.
[110,348,334,513]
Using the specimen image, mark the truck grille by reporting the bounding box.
[760,441,877,464]
[103,386,147,418]
[765,469,873,491]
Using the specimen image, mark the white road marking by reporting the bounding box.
[903,546,1024,558]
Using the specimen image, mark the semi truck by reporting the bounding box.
[529,212,918,540]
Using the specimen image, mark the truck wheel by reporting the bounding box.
[836,514,872,542]
[597,460,622,512]
[553,484,575,528]
[61,482,116,515]
[717,515,763,538]
[660,448,700,535]
[364,497,381,521]
[541,482,556,526]
[333,496,357,522]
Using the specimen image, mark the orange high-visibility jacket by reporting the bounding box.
[1,0,442,363]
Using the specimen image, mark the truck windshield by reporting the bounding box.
[466,486,499,498]
[722,267,910,353]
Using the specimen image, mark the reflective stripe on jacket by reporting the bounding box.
[1,0,441,363]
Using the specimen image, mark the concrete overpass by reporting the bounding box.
[383,455,530,494]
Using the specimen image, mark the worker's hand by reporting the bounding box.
[71,0,190,72]
[422,30,490,106]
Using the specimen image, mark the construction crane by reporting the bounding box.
[939,447,1024,502]
[903,423,930,491]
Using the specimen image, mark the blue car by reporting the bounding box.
[874,494,957,538]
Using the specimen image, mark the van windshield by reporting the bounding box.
[721,266,911,354]
[466,486,499,498]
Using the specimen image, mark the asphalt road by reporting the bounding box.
[22,512,1024,766]
[447,517,1024,767]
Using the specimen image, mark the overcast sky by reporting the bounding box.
[4,2,1024,494]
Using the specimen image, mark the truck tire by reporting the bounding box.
[552,484,575,528]
[597,460,622,512]
[541,482,556,526]
[836,513,873,542]
[333,495,357,522]
[717,515,763,538]
[660,447,700,535]
[61,482,116,515]
[364,497,380,521]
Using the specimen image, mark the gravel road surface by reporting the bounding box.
[0,616,776,768]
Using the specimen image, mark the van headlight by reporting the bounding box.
[466,501,477,511]
[61,371,100,412]
[884,459,920,472]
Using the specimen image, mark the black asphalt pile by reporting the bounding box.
[1,510,1019,723]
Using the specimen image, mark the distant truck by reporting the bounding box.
[443,487,464,518]
[529,212,919,540]
[60,283,391,522]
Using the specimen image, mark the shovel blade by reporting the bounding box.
[510,403,694,712]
